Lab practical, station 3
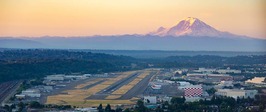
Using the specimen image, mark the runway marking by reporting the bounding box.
[107,71,151,99]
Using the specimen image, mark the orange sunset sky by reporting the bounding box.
[0,0,265,38]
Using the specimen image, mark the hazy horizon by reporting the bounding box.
[0,0,265,39]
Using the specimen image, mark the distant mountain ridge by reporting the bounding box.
[0,38,44,48]
[0,35,265,51]
[149,17,241,38]
[0,17,265,51]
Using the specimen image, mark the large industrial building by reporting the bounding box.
[45,74,65,81]
[21,89,41,98]
[215,89,258,99]
[187,73,233,81]
[193,68,241,74]
[44,74,89,81]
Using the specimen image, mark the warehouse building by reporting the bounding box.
[215,89,258,99]
[193,68,241,74]
[45,74,65,81]
[21,89,41,98]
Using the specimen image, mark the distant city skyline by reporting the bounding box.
[0,0,265,38]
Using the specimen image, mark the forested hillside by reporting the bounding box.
[0,49,265,82]
[0,49,141,82]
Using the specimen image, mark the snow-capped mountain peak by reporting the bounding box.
[149,17,237,37]
[184,17,198,26]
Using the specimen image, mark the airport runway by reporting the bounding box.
[119,72,155,100]
[87,72,141,100]
[43,70,159,103]
[41,77,106,103]
[82,80,106,89]
[100,72,140,94]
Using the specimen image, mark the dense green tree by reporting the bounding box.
[17,102,25,112]
[206,88,216,95]
[220,102,232,112]
[3,105,10,112]
[170,97,185,104]
[105,104,111,112]
[115,107,122,112]
[155,106,163,112]
[124,108,131,112]
[29,101,43,108]
[162,101,170,110]
[135,100,148,112]
[97,104,103,112]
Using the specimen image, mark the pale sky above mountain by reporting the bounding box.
[0,0,265,38]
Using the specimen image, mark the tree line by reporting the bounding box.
[0,49,265,83]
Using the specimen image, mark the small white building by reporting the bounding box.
[144,96,157,104]
[177,81,191,86]
[219,81,233,87]
[217,69,241,74]
[21,89,41,97]
[151,84,162,90]
[43,86,53,90]
[65,75,86,80]
[174,70,183,75]
[193,68,216,73]
[163,80,175,84]
[83,74,92,77]
[45,74,65,81]
[215,89,258,99]
[15,94,26,99]
[75,107,98,112]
